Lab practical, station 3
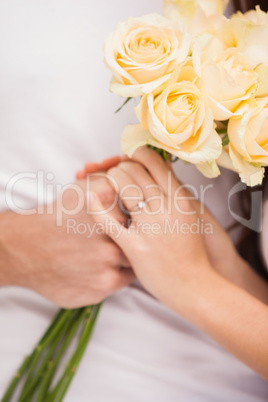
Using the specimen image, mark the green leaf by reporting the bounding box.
[115,97,132,113]
[221,134,230,147]
[146,145,178,163]
[216,129,228,135]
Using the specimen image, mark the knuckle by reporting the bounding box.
[101,188,116,205]
[92,178,112,194]
[107,166,119,177]
[93,184,115,206]
[100,270,120,293]
[117,161,130,170]
[104,243,122,263]
[118,161,140,173]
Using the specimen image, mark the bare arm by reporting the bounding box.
[89,147,268,380]
[202,206,268,305]
[185,269,268,381]
[81,155,268,304]
[0,211,16,286]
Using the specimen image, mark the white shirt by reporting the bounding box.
[0,1,267,401]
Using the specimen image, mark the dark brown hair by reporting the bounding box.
[233,0,268,12]
[233,0,268,281]
[236,177,268,281]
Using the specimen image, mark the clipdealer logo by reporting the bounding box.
[4,170,264,233]
[228,181,263,233]
[66,217,214,239]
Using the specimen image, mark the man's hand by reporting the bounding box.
[0,177,134,308]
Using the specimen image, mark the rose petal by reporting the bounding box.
[196,160,221,178]
[229,143,265,186]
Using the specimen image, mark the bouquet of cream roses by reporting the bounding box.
[106,0,268,187]
[3,1,268,401]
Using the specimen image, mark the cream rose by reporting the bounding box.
[163,0,229,26]
[255,64,268,98]
[244,6,268,25]
[104,14,191,97]
[226,98,268,186]
[225,7,268,69]
[200,48,258,121]
[121,67,222,177]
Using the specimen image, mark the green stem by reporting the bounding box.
[35,308,89,402]
[18,309,75,402]
[2,304,101,402]
[1,309,65,402]
[1,355,32,402]
[21,309,82,401]
[115,97,131,113]
[47,304,102,402]
[41,310,76,349]
[38,309,66,345]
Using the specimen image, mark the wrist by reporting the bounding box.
[171,264,223,323]
[212,247,240,278]
[0,241,12,286]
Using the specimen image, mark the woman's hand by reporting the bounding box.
[87,147,268,380]
[79,151,268,305]
[88,147,213,313]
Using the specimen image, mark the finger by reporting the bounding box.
[84,156,125,175]
[84,162,103,173]
[110,243,131,268]
[107,166,151,215]
[89,177,118,208]
[76,169,86,180]
[101,156,125,171]
[117,162,165,213]
[76,162,103,180]
[131,146,179,193]
[77,156,127,181]
[113,268,136,290]
[118,253,132,268]
[89,177,130,227]
[88,191,129,248]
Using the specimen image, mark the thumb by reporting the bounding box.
[88,191,128,247]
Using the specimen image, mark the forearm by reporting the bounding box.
[0,234,11,285]
[0,211,33,287]
[0,212,19,285]
[200,205,268,303]
[214,254,268,305]
[179,270,268,380]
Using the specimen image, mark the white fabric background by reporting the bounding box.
[0,1,267,401]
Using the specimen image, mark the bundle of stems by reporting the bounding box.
[2,303,102,402]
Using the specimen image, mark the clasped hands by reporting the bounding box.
[5,147,267,379]
[10,146,249,312]
[76,146,242,315]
